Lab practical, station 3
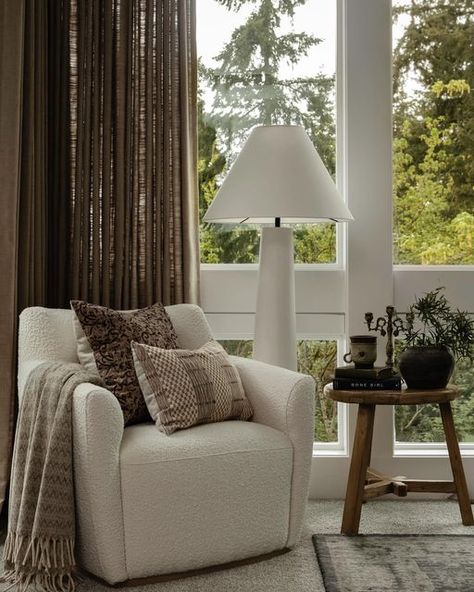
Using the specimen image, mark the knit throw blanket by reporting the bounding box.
[3,362,102,592]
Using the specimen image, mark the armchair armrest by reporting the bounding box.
[72,383,128,583]
[230,356,315,547]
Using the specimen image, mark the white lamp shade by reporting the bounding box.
[203,125,353,224]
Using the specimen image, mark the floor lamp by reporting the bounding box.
[204,125,353,371]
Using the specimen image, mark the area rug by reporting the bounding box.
[313,534,474,592]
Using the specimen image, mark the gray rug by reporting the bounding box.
[313,534,474,592]
[1,501,473,591]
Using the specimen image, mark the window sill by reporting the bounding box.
[200,263,344,271]
[394,443,474,458]
[312,443,348,457]
[394,264,474,272]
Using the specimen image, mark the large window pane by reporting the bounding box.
[395,359,474,443]
[197,0,337,264]
[298,340,338,443]
[219,338,338,442]
[393,0,474,265]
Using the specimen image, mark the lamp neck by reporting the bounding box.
[275,217,281,228]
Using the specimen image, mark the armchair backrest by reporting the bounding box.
[18,303,213,397]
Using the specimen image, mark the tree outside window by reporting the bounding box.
[198,0,337,265]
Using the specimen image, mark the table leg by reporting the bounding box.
[439,402,474,526]
[341,404,376,535]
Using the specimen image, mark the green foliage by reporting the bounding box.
[205,0,334,158]
[393,0,474,264]
[393,113,474,264]
[393,0,474,214]
[401,287,474,360]
[297,340,338,442]
[218,340,254,358]
[392,1,474,441]
[198,96,260,263]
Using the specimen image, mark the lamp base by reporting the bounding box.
[253,227,297,371]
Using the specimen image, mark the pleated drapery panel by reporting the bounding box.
[0,0,70,514]
[0,0,199,515]
[16,0,72,312]
[69,0,199,309]
[0,0,24,516]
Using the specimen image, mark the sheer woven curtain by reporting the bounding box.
[70,0,199,307]
[0,0,199,514]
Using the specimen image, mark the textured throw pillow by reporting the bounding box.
[70,300,178,425]
[131,340,253,435]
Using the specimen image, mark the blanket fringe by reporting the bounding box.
[1,570,75,592]
[2,532,75,592]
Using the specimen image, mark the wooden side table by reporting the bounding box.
[324,384,474,535]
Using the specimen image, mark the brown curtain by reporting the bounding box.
[16,0,72,312]
[0,0,199,514]
[69,0,199,308]
[0,0,24,516]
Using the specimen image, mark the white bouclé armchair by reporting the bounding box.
[18,304,315,584]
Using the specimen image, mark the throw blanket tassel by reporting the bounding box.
[3,532,75,592]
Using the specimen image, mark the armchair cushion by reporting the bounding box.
[131,340,253,434]
[70,300,177,425]
[120,420,293,577]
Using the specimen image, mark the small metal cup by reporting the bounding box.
[343,335,377,368]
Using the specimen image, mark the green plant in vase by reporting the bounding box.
[398,287,474,389]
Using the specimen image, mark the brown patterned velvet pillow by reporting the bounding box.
[131,340,253,435]
[71,300,178,425]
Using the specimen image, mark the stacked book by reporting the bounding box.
[332,366,402,390]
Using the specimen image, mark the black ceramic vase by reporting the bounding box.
[398,346,454,389]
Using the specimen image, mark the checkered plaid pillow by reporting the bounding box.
[131,340,253,434]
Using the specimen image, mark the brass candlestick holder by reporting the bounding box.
[365,305,404,371]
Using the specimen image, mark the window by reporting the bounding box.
[197,0,338,264]
[395,359,474,443]
[298,340,338,443]
[393,0,474,265]
[392,0,474,445]
[219,338,338,443]
[200,1,474,498]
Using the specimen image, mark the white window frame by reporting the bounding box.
[199,0,474,498]
[340,0,474,500]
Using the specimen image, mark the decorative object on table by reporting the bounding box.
[398,287,474,389]
[313,534,474,592]
[334,354,402,391]
[365,305,404,372]
[332,375,402,391]
[334,365,394,379]
[324,383,474,536]
[343,335,377,369]
[203,125,353,371]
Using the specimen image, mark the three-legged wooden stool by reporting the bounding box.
[324,385,474,535]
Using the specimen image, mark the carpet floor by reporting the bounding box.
[2,500,473,591]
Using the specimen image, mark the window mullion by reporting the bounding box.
[342,0,394,459]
